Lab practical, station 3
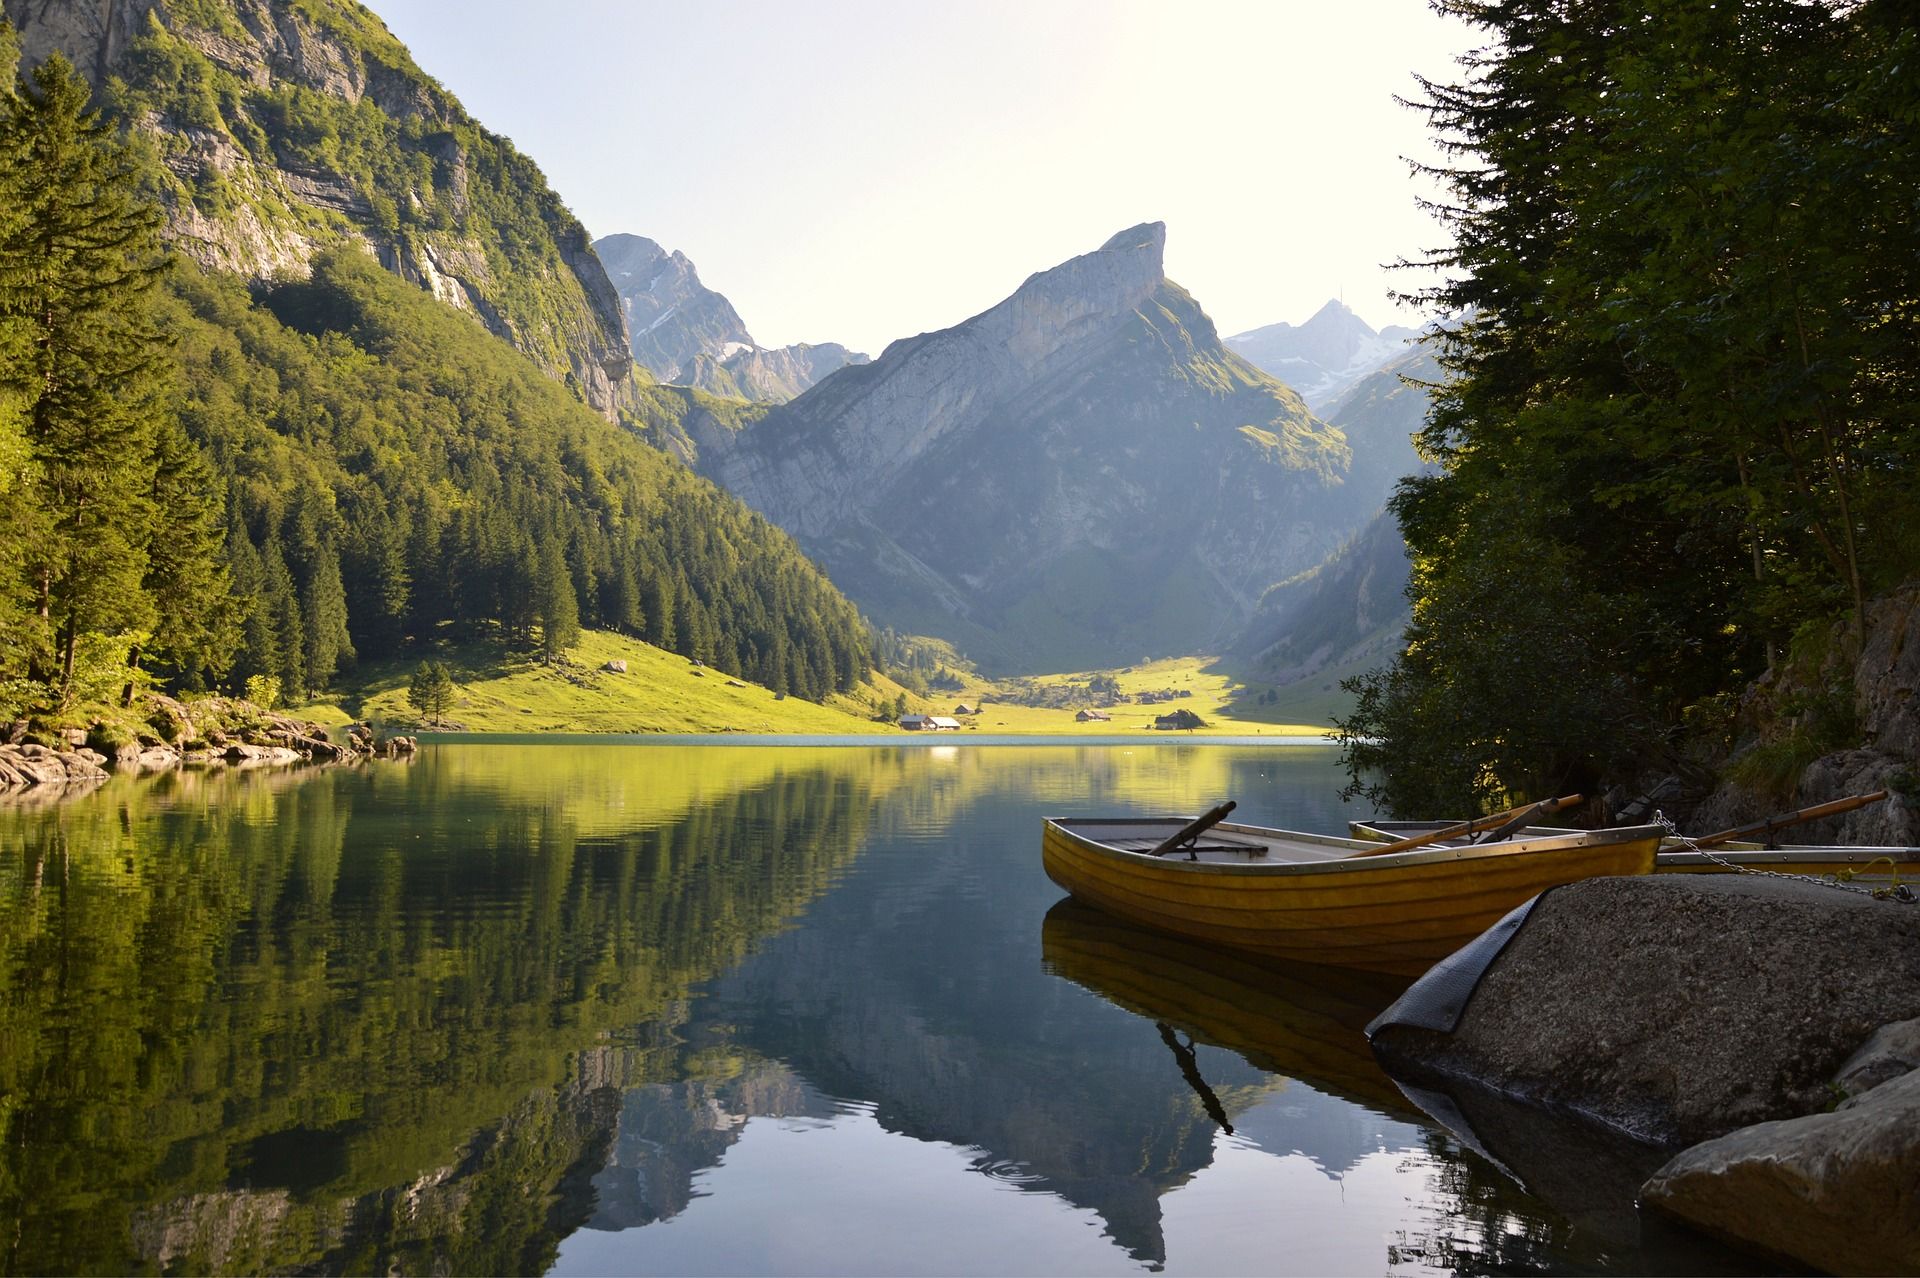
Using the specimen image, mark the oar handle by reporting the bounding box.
[1349,794,1583,859]
[1151,801,1238,857]
[1692,790,1888,848]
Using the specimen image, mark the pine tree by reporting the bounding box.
[300,549,353,695]
[534,532,579,662]
[136,417,235,692]
[0,53,172,697]
[407,659,454,728]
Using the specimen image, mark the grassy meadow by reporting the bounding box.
[295,630,1350,738]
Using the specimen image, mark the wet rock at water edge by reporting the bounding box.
[1642,1067,1920,1274]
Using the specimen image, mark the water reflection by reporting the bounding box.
[0,744,1748,1274]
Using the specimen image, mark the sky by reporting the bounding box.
[369,0,1477,355]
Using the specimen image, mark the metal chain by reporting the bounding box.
[1653,811,1915,903]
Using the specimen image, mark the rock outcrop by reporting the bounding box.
[1682,582,1920,845]
[594,233,868,402]
[4,0,639,418]
[1370,875,1920,1148]
[0,695,409,796]
[690,223,1366,672]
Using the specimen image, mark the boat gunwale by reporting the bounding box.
[1043,816,1666,877]
[1349,819,1920,865]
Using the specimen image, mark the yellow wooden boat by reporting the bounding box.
[1040,814,1662,976]
[1350,818,1920,882]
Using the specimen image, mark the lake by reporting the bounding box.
[0,742,1754,1275]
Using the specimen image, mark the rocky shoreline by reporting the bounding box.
[1371,874,1920,1273]
[0,694,416,798]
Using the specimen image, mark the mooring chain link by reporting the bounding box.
[1652,811,1915,903]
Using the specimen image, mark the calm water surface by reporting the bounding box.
[0,742,1751,1275]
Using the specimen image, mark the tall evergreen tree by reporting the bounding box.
[0,52,173,697]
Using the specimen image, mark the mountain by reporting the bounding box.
[0,0,876,706]
[687,223,1373,673]
[1236,345,1440,683]
[3,0,639,416]
[595,232,869,403]
[595,233,754,381]
[1226,300,1417,411]
[682,341,870,404]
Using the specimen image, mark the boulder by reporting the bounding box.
[1834,1017,1920,1099]
[1370,875,1920,1146]
[602,659,627,674]
[1643,1067,1920,1274]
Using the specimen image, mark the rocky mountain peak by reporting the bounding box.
[690,224,1362,671]
[1100,220,1167,257]
[1226,297,1418,411]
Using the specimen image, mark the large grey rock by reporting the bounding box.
[1643,1067,1920,1274]
[1370,875,1920,1146]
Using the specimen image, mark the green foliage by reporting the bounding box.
[100,1,626,388]
[244,672,281,711]
[0,51,230,709]
[406,659,453,727]
[164,250,869,698]
[1347,0,1919,811]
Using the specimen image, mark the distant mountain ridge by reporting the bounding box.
[1237,345,1441,684]
[595,232,869,403]
[2,0,643,417]
[687,223,1392,673]
[1227,300,1417,411]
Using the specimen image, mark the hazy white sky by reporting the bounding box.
[370,1,1475,354]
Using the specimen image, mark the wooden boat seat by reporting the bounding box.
[1106,834,1268,857]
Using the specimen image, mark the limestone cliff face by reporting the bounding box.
[4,0,639,417]
[595,231,869,403]
[693,223,1360,672]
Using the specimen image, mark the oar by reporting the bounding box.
[1151,801,1237,858]
[1691,790,1889,849]
[1346,794,1584,859]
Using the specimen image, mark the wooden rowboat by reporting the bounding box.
[1349,818,1920,881]
[1040,815,1662,976]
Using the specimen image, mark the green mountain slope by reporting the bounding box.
[164,250,870,699]
[3,0,640,416]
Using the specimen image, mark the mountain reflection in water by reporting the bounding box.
[0,742,1754,1275]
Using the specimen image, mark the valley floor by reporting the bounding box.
[296,631,1350,737]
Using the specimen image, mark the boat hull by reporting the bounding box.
[1041,818,1659,977]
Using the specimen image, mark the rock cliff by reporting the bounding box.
[1666,582,1920,845]
[692,223,1361,672]
[4,0,640,417]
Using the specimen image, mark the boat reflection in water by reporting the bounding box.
[1040,897,1414,1121]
